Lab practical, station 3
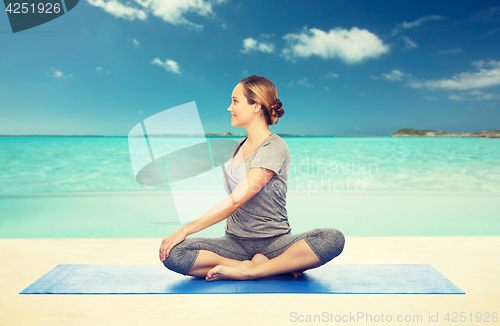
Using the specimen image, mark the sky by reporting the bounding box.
[1,0,500,136]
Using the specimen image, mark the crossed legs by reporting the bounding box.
[204,239,322,281]
[163,228,345,281]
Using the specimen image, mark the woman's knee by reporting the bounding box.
[307,228,345,264]
[331,228,345,255]
[162,242,198,276]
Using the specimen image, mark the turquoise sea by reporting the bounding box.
[2,136,500,194]
[1,136,499,238]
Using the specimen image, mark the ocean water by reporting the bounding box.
[1,136,499,195]
[1,136,499,238]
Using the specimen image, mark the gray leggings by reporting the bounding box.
[163,228,345,276]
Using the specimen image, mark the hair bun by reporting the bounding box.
[269,99,284,118]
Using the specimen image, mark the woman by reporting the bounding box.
[159,75,345,281]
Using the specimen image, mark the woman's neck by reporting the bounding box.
[243,126,273,148]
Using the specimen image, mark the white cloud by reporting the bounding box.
[288,78,313,87]
[96,66,111,74]
[382,69,412,81]
[86,0,227,30]
[86,0,147,21]
[51,68,72,78]
[402,15,445,29]
[297,78,312,87]
[132,38,140,47]
[402,36,418,49]
[471,60,486,68]
[151,58,181,75]
[241,38,275,54]
[53,70,63,78]
[380,61,500,102]
[409,60,500,90]
[325,72,339,78]
[470,90,500,100]
[436,48,463,55]
[449,94,466,101]
[392,15,445,35]
[472,7,500,22]
[449,90,500,101]
[424,96,438,101]
[282,26,389,64]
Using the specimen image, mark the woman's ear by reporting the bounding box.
[253,103,262,113]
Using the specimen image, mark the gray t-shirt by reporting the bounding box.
[223,133,291,238]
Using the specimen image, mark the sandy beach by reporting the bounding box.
[1,236,499,325]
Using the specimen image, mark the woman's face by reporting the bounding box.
[227,83,257,128]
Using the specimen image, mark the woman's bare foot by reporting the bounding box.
[205,253,302,281]
[206,260,254,281]
[205,256,268,282]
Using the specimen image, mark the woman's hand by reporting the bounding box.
[159,229,187,262]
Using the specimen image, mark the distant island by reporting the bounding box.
[391,128,500,138]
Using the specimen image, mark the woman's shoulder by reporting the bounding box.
[267,134,289,149]
[258,134,289,160]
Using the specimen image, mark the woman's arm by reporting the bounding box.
[160,167,275,260]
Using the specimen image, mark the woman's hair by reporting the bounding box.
[239,75,285,125]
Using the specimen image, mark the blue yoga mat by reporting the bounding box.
[19,264,465,294]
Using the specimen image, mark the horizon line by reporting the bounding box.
[0,134,391,137]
